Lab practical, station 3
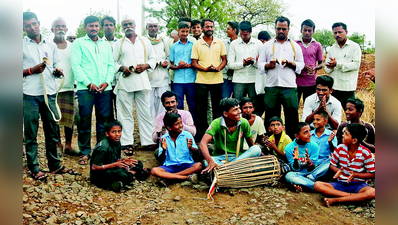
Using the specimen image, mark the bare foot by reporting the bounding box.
[323,198,332,207]
[294,184,303,192]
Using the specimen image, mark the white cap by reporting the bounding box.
[121,14,135,23]
[146,17,158,24]
[66,31,75,37]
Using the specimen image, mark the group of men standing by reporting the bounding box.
[23,11,362,180]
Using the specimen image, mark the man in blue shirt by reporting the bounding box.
[151,113,202,186]
[170,21,197,124]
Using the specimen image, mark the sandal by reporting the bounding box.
[79,155,89,165]
[31,171,48,181]
[122,145,134,156]
[51,166,81,175]
[64,148,80,156]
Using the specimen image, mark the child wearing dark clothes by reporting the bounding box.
[90,120,150,192]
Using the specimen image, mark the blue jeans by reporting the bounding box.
[77,90,111,156]
[285,158,331,190]
[204,145,262,166]
[221,79,234,99]
[171,83,197,124]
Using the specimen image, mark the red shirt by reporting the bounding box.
[331,144,375,182]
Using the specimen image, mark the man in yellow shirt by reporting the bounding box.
[191,19,227,141]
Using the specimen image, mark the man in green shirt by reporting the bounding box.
[71,15,115,165]
[200,98,262,173]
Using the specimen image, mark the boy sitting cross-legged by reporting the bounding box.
[314,123,375,207]
[90,120,150,192]
[151,113,202,187]
[263,116,292,174]
[310,110,338,179]
[285,122,328,192]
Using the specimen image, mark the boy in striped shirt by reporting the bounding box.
[314,123,375,207]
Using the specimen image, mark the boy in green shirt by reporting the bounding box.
[199,98,262,173]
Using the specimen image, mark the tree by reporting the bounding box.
[348,32,365,50]
[145,0,233,34]
[76,9,123,39]
[313,29,335,52]
[230,0,287,27]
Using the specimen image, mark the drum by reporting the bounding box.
[215,155,281,188]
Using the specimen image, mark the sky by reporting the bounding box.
[23,0,375,47]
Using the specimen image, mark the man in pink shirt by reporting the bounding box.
[296,19,324,103]
[152,91,198,162]
[152,91,196,143]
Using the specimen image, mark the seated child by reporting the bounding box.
[314,123,375,207]
[239,97,267,150]
[90,120,150,192]
[151,113,202,187]
[285,122,325,192]
[200,98,262,173]
[311,110,338,179]
[336,98,375,153]
[263,116,292,174]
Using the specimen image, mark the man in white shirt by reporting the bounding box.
[113,15,157,155]
[50,17,77,155]
[324,22,361,110]
[222,21,239,99]
[227,21,262,101]
[23,12,77,180]
[257,16,304,138]
[101,16,118,119]
[146,17,170,126]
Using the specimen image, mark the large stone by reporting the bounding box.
[174,196,181,201]
[186,219,195,224]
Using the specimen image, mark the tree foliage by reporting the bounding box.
[313,28,335,52]
[145,0,232,34]
[348,32,365,49]
[230,0,287,27]
[76,9,123,39]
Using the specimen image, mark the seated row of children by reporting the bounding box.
[90,97,375,207]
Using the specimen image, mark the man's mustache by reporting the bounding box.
[56,31,66,35]
[124,28,135,32]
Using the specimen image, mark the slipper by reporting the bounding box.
[31,171,48,181]
[122,145,134,156]
[159,179,170,188]
[79,155,89,165]
[50,166,81,175]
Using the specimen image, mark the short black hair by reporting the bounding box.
[84,15,100,26]
[314,110,329,120]
[228,21,239,35]
[219,98,239,115]
[178,17,192,24]
[163,112,181,129]
[275,16,290,27]
[178,21,190,30]
[23,11,38,22]
[161,90,178,104]
[239,97,254,108]
[346,123,367,143]
[104,120,122,133]
[332,22,347,30]
[316,75,334,90]
[301,19,315,30]
[268,116,284,127]
[201,18,214,28]
[346,98,364,115]
[191,19,201,27]
[295,122,309,135]
[101,16,116,27]
[239,21,252,33]
[258,31,271,41]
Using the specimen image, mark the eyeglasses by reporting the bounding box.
[68,37,76,40]
[148,25,158,28]
[276,28,288,31]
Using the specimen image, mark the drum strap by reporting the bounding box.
[223,129,229,163]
